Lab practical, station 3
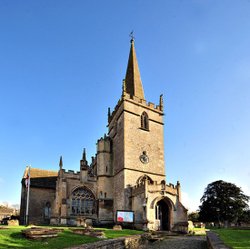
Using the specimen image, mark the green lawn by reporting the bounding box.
[97,227,143,239]
[0,226,143,249]
[213,228,250,249]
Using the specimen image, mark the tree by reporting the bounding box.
[199,180,249,223]
[188,211,200,222]
[238,209,250,224]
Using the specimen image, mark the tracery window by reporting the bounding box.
[141,112,149,130]
[70,187,96,216]
[136,175,153,185]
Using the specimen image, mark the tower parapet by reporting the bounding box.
[108,93,164,130]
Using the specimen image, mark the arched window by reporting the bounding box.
[141,112,149,130]
[136,175,153,185]
[71,187,96,216]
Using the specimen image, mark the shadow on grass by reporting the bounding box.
[1,230,99,249]
[0,227,143,249]
[10,232,24,239]
[1,231,35,248]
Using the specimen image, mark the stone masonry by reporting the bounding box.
[20,38,188,232]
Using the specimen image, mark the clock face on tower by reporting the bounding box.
[140,151,149,164]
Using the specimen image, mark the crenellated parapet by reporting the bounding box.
[97,134,111,153]
[131,181,146,196]
[122,92,163,112]
[131,179,180,197]
[109,93,163,123]
[131,179,181,198]
[165,183,178,196]
[62,169,80,179]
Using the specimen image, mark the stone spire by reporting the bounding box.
[124,38,145,100]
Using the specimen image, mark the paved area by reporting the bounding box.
[145,235,208,249]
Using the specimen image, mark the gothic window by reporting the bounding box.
[70,187,96,216]
[141,112,149,130]
[136,175,153,185]
[104,192,107,198]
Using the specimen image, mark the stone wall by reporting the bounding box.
[123,99,165,180]
[28,187,56,225]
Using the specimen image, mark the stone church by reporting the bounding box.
[20,39,188,232]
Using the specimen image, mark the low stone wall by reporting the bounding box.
[66,234,146,249]
[206,231,230,249]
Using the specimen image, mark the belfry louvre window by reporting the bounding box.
[141,112,149,130]
[70,187,96,215]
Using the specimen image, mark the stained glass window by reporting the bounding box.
[71,187,95,215]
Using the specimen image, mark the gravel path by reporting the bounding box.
[145,236,208,249]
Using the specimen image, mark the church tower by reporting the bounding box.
[20,37,187,230]
[108,38,165,211]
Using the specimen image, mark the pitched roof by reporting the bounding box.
[22,167,58,179]
[125,39,145,100]
[22,167,58,189]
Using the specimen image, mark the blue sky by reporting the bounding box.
[0,0,249,211]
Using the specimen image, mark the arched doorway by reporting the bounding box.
[155,199,170,230]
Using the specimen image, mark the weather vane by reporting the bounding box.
[129,31,135,41]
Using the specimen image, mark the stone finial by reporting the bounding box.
[82,148,86,161]
[59,156,63,169]
[176,180,181,202]
[108,107,111,120]
[80,148,88,170]
[159,94,164,111]
[122,79,126,97]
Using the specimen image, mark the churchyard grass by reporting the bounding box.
[0,226,143,249]
[97,227,143,238]
[212,228,250,249]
